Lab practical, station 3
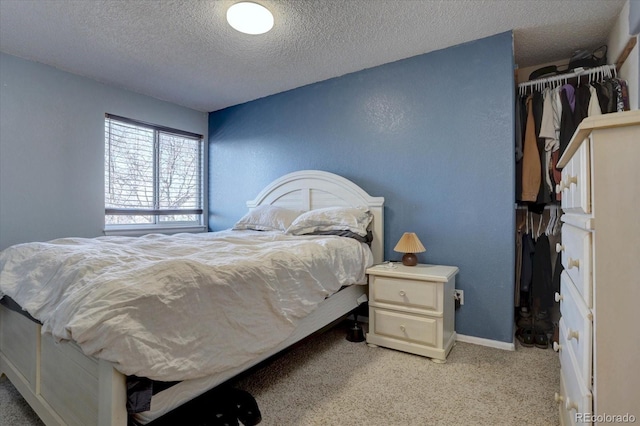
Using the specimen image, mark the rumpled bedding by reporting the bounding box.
[0,230,372,381]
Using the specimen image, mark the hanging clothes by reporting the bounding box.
[619,79,630,110]
[531,233,553,312]
[521,96,541,202]
[520,231,535,295]
[575,84,591,122]
[539,89,558,203]
[551,87,563,201]
[514,64,628,320]
[532,91,552,205]
[517,64,627,162]
[515,96,526,202]
[559,85,579,158]
[588,85,602,116]
[592,81,611,113]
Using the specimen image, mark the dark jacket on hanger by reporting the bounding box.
[531,234,553,310]
[592,81,611,113]
[520,232,535,294]
[575,84,591,123]
[559,86,579,158]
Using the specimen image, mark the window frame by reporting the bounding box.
[104,113,207,236]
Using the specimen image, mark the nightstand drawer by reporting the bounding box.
[372,308,439,347]
[370,275,440,313]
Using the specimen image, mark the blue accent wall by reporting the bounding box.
[209,32,515,342]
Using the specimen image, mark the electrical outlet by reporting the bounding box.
[454,290,464,305]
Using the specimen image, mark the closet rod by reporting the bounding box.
[517,64,616,91]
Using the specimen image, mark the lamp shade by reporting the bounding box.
[393,232,426,266]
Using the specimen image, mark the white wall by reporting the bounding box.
[609,0,639,109]
[0,52,209,250]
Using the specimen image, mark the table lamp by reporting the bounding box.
[393,232,426,266]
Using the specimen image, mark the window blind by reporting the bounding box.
[105,114,203,226]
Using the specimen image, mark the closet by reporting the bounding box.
[513,64,630,350]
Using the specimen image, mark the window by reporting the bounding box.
[105,114,204,231]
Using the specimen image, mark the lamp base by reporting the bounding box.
[402,253,418,266]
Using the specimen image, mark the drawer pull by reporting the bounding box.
[555,243,564,253]
[568,175,578,186]
[400,325,406,332]
[554,292,563,302]
[555,183,564,193]
[554,392,564,403]
[565,398,579,411]
[567,328,580,341]
[552,342,561,352]
[399,290,406,297]
[567,257,580,269]
[557,180,570,193]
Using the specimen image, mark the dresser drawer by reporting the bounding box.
[558,275,592,387]
[371,307,439,347]
[558,365,593,426]
[370,275,441,314]
[559,224,593,307]
[559,326,593,424]
[558,372,573,426]
[560,139,591,214]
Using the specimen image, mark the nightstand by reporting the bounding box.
[366,263,459,362]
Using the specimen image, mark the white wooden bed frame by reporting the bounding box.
[0,170,384,426]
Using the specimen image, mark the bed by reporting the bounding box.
[0,170,384,426]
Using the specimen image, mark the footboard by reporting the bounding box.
[0,305,128,426]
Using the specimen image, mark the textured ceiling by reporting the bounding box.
[0,0,626,112]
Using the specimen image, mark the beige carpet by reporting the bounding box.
[0,375,44,425]
[0,321,560,426]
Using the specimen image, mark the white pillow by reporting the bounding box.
[286,207,372,237]
[233,205,302,232]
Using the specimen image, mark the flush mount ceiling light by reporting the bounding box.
[227,2,274,35]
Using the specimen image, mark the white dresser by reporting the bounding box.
[554,111,640,425]
[365,263,458,362]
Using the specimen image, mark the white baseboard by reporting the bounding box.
[456,333,515,351]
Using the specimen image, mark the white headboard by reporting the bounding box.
[246,170,385,264]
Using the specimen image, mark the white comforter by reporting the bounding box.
[0,230,372,381]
